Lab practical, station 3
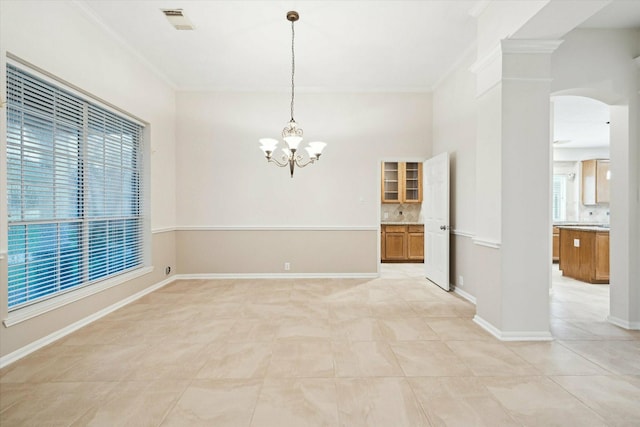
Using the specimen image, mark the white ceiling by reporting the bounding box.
[77,0,479,91]
[76,0,640,92]
[553,96,610,148]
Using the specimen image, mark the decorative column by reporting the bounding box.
[471,39,563,340]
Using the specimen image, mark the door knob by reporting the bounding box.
[440,225,449,231]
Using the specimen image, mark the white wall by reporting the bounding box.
[0,0,177,358]
[432,49,477,295]
[176,91,432,227]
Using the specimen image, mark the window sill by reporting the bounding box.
[3,266,154,327]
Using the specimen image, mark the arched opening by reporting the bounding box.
[549,88,636,335]
[550,95,612,335]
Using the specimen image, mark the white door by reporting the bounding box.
[423,152,450,291]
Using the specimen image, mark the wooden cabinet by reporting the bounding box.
[381,224,424,262]
[552,226,559,262]
[407,225,425,260]
[558,227,609,283]
[582,159,610,205]
[381,162,422,203]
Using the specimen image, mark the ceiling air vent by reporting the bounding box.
[161,9,195,30]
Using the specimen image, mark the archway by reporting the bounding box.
[550,94,612,333]
[550,88,636,330]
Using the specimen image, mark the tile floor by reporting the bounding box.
[1,264,639,426]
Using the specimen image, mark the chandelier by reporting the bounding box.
[259,10,327,177]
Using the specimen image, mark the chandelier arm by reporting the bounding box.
[268,157,290,168]
[294,157,316,168]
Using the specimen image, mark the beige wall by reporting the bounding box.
[176,229,378,276]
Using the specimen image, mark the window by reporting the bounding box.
[552,175,567,222]
[6,64,144,311]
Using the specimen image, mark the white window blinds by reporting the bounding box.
[6,64,144,310]
[552,175,567,222]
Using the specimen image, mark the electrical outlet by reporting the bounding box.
[165,266,171,275]
[284,262,290,271]
[458,275,464,287]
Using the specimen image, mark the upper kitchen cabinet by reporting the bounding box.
[381,162,423,203]
[582,159,610,205]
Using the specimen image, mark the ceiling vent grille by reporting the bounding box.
[161,9,195,30]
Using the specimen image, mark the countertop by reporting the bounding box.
[556,225,610,232]
[553,222,609,226]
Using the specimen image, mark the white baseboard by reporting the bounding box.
[607,315,640,330]
[473,315,553,341]
[174,272,379,280]
[0,276,175,369]
[453,286,476,304]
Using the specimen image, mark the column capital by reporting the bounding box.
[470,38,563,97]
[501,39,564,54]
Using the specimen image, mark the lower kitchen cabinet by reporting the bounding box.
[381,224,424,262]
[552,226,559,262]
[558,227,609,284]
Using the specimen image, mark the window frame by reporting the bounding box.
[2,57,151,327]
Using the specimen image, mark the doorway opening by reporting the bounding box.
[379,159,425,272]
[550,94,611,334]
[379,154,451,291]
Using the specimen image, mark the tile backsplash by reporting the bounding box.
[579,205,610,223]
[381,203,422,223]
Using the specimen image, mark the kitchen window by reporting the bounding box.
[6,63,145,311]
[552,175,567,222]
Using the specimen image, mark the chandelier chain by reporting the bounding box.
[290,19,295,123]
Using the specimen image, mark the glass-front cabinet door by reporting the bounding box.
[381,161,422,203]
[382,162,400,203]
[404,162,422,203]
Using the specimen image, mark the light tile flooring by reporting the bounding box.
[1,264,639,426]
